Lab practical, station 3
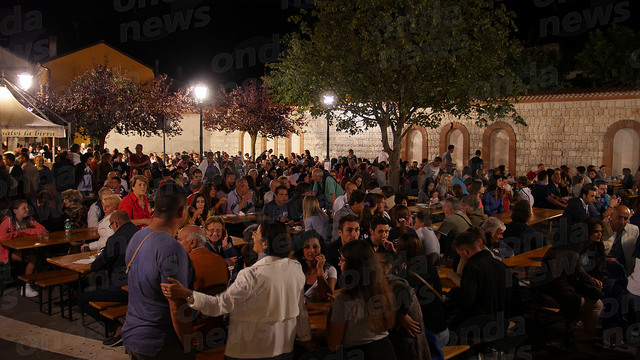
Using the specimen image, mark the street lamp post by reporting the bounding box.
[194,85,208,162]
[322,94,335,163]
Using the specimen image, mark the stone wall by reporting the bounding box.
[105,113,240,156]
[105,90,640,177]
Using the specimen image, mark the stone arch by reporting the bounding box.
[482,121,517,174]
[239,131,264,158]
[238,132,245,155]
[286,127,304,156]
[439,122,470,166]
[603,119,640,173]
[401,125,429,162]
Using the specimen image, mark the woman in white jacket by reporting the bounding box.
[83,194,120,251]
[162,221,315,359]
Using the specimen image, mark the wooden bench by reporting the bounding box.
[18,269,76,292]
[89,301,125,310]
[100,304,128,320]
[19,270,77,315]
[83,301,127,337]
[443,345,471,360]
[33,271,79,319]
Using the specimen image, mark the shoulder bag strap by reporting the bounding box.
[126,230,161,274]
[453,212,473,228]
[408,270,445,303]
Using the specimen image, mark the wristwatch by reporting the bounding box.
[186,293,195,305]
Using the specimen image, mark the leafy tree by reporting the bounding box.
[270,0,526,191]
[203,78,304,160]
[45,64,190,146]
[576,24,640,87]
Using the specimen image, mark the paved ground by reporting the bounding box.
[0,286,127,360]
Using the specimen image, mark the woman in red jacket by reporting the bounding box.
[0,199,47,297]
[118,175,152,228]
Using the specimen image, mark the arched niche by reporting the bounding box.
[603,120,640,176]
[439,122,469,167]
[401,126,429,162]
[482,121,517,174]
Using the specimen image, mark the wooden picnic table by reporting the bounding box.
[438,266,458,292]
[307,301,329,336]
[47,251,99,275]
[433,208,564,228]
[493,208,564,226]
[221,213,262,224]
[443,345,472,360]
[503,245,550,268]
[2,228,100,250]
[408,204,444,216]
[231,236,247,247]
[47,250,100,320]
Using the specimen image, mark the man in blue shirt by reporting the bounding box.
[263,186,291,223]
[226,178,255,214]
[442,145,456,174]
[121,181,194,359]
[591,180,621,218]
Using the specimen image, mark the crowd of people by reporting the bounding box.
[1,141,640,358]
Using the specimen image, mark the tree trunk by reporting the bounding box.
[388,134,402,193]
[98,134,108,151]
[378,120,405,193]
[250,133,257,161]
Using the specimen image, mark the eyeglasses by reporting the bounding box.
[109,221,117,229]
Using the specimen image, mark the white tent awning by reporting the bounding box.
[0,86,65,138]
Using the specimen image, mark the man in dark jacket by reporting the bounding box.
[77,210,139,346]
[4,152,23,200]
[452,228,510,344]
[53,151,76,193]
[562,185,596,226]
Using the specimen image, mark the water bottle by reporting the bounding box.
[64,219,72,235]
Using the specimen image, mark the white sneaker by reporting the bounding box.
[24,284,38,298]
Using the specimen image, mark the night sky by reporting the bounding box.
[0,0,638,90]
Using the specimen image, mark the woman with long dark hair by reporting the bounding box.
[388,205,416,243]
[327,240,397,359]
[350,174,364,192]
[188,182,224,214]
[397,233,449,347]
[418,177,436,204]
[482,177,503,215]
[186,193,209,227]
[244,175,262,210]
[358,193,379,242]
[295,232,336,301]
[581,218,607,286]
[0,199,47,297]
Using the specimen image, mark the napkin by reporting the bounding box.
[73,258,95,265]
